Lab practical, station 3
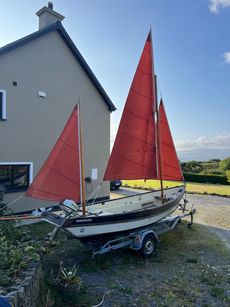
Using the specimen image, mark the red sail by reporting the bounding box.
[104,32,157,180]
[158,100,184,181]
[26,106,81,202]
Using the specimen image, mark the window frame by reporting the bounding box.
[0,89,6,120]
[0,162,33,192]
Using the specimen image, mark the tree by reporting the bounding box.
[226,170,230,184]
[185,160,203,173]
[219,157,230,171]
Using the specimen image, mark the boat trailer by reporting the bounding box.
[43,200,196,258]
[92,205,196,258]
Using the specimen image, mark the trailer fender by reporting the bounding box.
[130,229,158,251]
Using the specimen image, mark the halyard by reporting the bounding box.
[32,192,230,306]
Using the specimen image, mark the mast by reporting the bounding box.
[155,76,164,199]
[149,29,164,199]
[77,102,86,216]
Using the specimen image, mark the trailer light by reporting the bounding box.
[135,235,141,242]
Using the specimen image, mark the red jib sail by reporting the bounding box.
[158,100,184,181]
[26,106,81,202]
[104,32,157,180]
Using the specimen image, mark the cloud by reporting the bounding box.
[176,133,230,152]
[209,0,230,13]
[223,51,230,64]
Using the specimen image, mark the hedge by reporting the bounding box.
[183,173,229,185]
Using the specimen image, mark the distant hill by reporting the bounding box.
[178,149,230,162]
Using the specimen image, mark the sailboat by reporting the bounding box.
[26,32,185,239]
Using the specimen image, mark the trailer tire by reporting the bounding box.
[141,234,155,258]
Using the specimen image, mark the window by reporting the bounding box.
[0,90,6,120]
[0,163,33,192]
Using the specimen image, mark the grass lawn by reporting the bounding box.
[122,180,230,196]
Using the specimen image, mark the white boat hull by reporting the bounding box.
[62,185,185,238]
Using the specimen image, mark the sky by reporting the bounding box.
[0,0,230,161]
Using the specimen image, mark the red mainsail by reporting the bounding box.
[158,100,184,181]
[26,106,81,202]
[104,32,157,180]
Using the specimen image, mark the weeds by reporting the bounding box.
[199,266,223,285]
[210,286,224,298]
[0,206,46,287]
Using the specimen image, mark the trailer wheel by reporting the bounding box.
[141,234,155,257]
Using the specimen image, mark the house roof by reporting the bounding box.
[0,21,116,112]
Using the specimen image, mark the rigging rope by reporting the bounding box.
[85,182,102,205]
[0,195,24,212]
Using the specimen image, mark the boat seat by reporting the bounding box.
[88,210,113,216]
[141,201,156,208]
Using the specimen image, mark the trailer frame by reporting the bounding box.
[92,206,196,258]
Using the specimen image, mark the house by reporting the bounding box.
[0,3,116,213]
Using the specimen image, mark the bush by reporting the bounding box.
[0,207,42,287]
[201,170,224,175]
[181,161,203,173]
[183,173,229,185]
[219,157,230,171]
[0,235,27,280]
[226,170,230,184]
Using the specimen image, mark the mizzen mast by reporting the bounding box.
[155,75,164,199]
[77,102,86,216]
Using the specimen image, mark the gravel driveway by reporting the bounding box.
[185,194,230,248]
[184,194,230,229]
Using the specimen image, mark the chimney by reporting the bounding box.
[36,2,65,30]
[48,2,53,10]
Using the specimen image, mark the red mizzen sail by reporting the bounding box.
[104,32,157,180]
[158,100,183,181]
[26,106,81,202]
